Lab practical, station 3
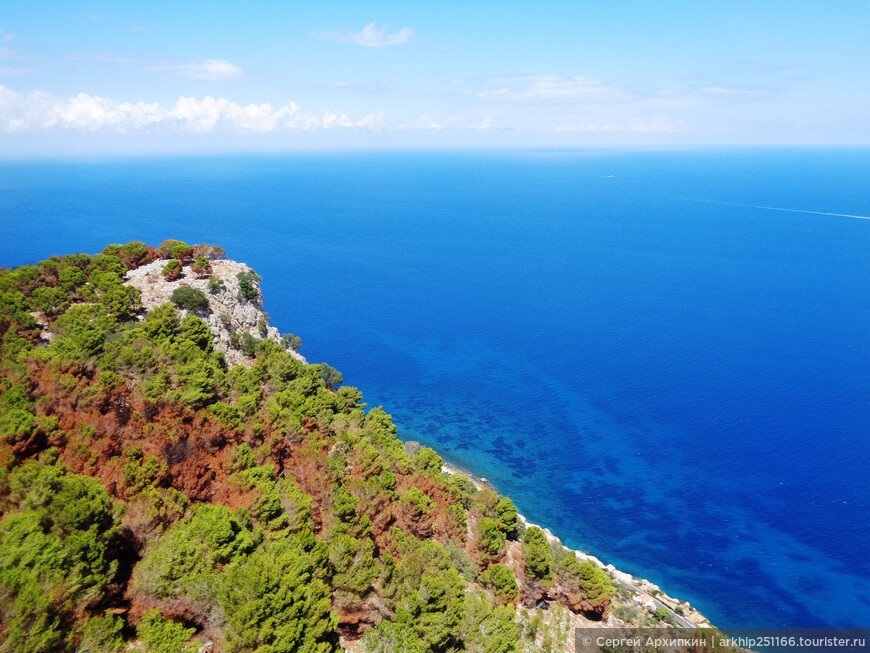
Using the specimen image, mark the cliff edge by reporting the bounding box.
[125,258,305,367]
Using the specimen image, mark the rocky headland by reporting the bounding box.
[0,241,725,653]
[124,258,305,368]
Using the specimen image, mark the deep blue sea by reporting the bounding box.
[1,149,868,627]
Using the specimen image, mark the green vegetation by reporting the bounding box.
[494,496,518,537]
[0,462,120,652]
[190,255,213,277]
[554,554,616,617]
[480,563,519,603]
[137,610,198,653]
[236,269,262,302]
[170,286,210,312]
[162,258,182,281]
[0,242,622,652]
[522,526,554,585]
[157,239,192,260]
[221,539,337,652]
[319,362,343,390]
[477,517,507,560]
[207,275,225,293]
[77,614,126,653]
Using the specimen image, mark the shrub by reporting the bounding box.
[393,569,465,651]
[52,303,118,359]
[480,563,519,603]
[99,282,141,320]
[522,526,554,584]
[123,452,167,496]
[207,275,225,293]
[331,483,359,524]
[0,464,120,651]
[445,540,479,582]
[477,517,506,559]
[281,332,302,350]
[117,241,152,269]
[30,285,70,316]
[161,259,182,281]
[230,444,257,472]
[220,539,337,653]
[554,557,616,618]
[58,265,87,291]
[77,614,125,653]
[89,253,126,276]
[654,607,676,624]
[401,487,434,519]
[137,610,198,653]
[459,597,519,653]
[239,332,258,356]
[179,314,213,351]
[328,533,377,594]
[319,362,343,390]
[170,286,209,313]
[378,469,397,492]
[210,402,242,430]
[236,270,262,302]
[190,243,225,260]
[190,255,212,277]
[131,505,254,624]
[157,240,191,260]
[412,446,443,475]
[494,496,519,538]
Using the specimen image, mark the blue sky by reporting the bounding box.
[1,1,869,154]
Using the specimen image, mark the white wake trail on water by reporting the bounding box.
[671,197,870,221]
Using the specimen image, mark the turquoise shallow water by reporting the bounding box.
[2,149,869,626]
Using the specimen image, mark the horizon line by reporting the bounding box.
[3,143,870,162]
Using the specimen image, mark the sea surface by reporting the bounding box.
[1,149,868,627]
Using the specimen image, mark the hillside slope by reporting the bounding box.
[0,241,703,653]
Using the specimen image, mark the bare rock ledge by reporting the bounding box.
[125,258,306,368]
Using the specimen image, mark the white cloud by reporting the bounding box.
[153,59,242,82]
[473,74,780,112]
[324,81,390,93]
[554,124,621,133]
[478,75,630,102]
[170,96,284,133]
[636,84,775,111]
[399,115,441,130]
[322,111,384,131]
[695,84,774,99]
[0,66,31,75]
[0,86,383,134]
[553,116,681,134]
[474,116,493,131]
[629,116,682,133]
[65,54,243,82]
[0,31,14,43]
[66,53,138,65]
[322,22,413,47]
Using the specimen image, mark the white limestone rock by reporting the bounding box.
[124,258,306,368]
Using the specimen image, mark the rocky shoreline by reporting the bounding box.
[440,461,713,631]
[127,253,714,641]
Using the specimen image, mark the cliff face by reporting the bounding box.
[124,258,305,367]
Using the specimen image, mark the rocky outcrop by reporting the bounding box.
[124,258,305,368]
